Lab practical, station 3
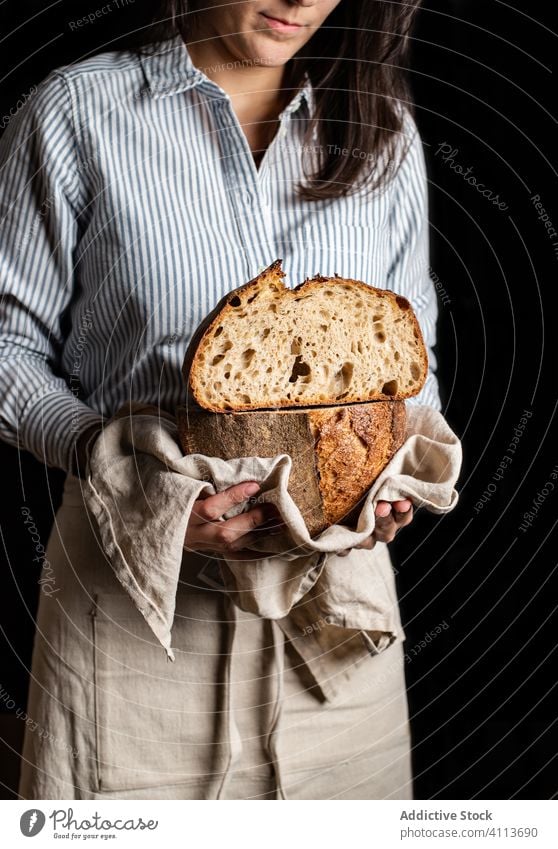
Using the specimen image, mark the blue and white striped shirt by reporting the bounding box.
[0,32,440,475]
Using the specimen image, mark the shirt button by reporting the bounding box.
[242,190,252,204]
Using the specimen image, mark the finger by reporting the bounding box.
[392,499,413,515]
[393,505,414,528]
[228,510,288,548]
[374,512,413,542]
[374,509,394,532]
[184,529,261,555]
[373,517,397,544]
[375,501,392,519]
[190,481,261,524]
[373,531,396,544]
[191,507,269,549]
[221,504,278,535]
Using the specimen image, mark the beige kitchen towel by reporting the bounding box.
[83,402,462,660]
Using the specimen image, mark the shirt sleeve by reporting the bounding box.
[0,71,103,474]
[385,113,442,412]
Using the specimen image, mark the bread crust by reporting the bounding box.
[183,260,428,412]
[177,400,406,537]
[309,401,407,527]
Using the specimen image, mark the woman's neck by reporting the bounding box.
[186,39,291,122]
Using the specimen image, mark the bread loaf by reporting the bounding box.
[179,260,425,536]
[183,260,427,412]
[177,401,406,537]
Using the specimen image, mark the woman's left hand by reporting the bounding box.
[337,499,414,556]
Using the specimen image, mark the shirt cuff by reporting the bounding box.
[19,388,104,475]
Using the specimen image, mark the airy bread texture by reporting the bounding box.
[177,401,406,537]
[184,260,427,412]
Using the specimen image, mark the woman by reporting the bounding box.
[0,0,440,799]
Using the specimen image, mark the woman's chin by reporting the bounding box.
[236,34,299,67]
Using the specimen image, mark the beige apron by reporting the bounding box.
[19,473,413,800]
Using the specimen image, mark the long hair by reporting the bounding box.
[140,1,422,201]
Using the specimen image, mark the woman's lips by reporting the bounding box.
[260,12,304,33]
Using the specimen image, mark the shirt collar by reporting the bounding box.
[138,33,314,116]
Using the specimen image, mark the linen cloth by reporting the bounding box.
[84,401,461,676]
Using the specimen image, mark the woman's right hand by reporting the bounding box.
[184,481,282,556]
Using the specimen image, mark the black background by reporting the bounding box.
[0,0,556,799]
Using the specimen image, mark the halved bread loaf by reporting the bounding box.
[177,401,406,537]
[183,260,427,412]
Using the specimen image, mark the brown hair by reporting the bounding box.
[141,1,422,201]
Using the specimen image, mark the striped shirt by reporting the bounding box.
[0,32,441,476]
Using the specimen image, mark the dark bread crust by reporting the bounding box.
[183,259,427,412]
[177,400,406,537]
[309,400,407,528]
